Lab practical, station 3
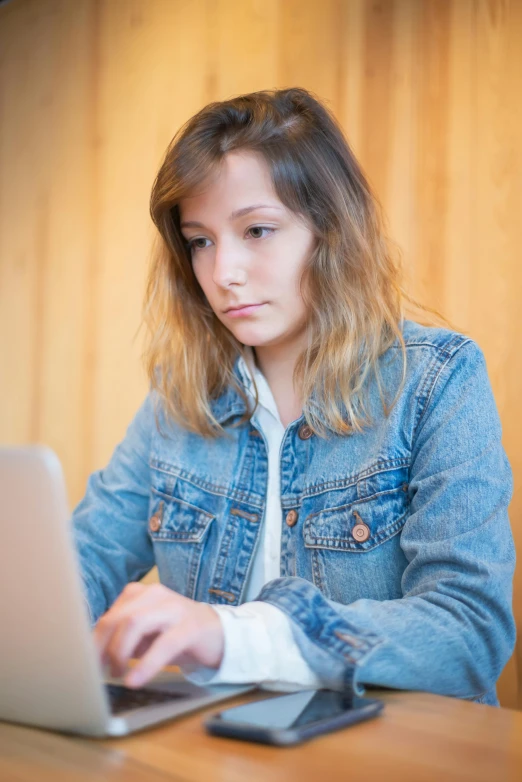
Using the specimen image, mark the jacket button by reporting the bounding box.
[285,510,298,527]
[352,522,370,542]
[149,502,164,533]
[298,424,313,440]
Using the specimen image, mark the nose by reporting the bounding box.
[212,239,247,288]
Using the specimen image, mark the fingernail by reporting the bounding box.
[125,670,143,688]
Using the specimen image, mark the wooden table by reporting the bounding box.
[1,688,522,782]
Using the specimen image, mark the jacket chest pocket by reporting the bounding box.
[148,488,215,598]
[303,484,410,603]
[304,485,409,552]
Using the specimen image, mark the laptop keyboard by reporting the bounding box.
[106,683,187,715]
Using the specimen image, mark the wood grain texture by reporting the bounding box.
[0,720,180,781]
[1,0,521,707]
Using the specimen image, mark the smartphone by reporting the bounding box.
[204,689,384,746]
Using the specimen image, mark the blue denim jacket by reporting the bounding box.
[73,320,516,706]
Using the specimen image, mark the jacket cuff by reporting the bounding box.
[257,577,384,695]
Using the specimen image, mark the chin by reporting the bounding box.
[230,328,279,347]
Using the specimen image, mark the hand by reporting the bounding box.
[93,582,224,688]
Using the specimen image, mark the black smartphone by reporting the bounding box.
[204,689,384,747]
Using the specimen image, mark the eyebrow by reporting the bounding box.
[180,204,283,230]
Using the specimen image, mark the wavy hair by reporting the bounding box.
[144,87,444,438]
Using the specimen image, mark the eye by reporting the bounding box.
[185,237,211,253]
[185,226,275,254]
[246,226,275,240]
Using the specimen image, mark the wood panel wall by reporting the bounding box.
[1,0,521,707]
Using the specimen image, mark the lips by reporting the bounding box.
[224,303,266,317]
[225,303,259,312]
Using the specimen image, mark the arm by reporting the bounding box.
[255,340,516,700]
[72,393,156,624]
[75,392,320,687]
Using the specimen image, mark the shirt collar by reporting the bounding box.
[236,347,258,391]
[237,348,282,423]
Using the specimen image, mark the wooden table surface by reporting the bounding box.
[1,688,522,782]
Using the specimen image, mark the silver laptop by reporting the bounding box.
[0,446,255,737]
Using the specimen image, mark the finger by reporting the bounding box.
[124,625,190,688]
[101,587,189,675]
[109,631,161,679]
[104,608,173,678]
[133,634,159,659]
[92,586,144,657]
[94,584,174,661]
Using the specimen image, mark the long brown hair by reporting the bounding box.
[144,87,443,437]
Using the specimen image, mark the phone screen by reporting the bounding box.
[215,689,370,730]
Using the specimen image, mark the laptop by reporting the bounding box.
[0,445,255,737]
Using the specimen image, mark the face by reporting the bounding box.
[178,151,316,361]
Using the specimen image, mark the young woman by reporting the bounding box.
[73,88,515,706]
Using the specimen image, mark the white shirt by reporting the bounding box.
[179,351,321,691]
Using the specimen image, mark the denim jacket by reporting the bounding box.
[73,320,516,706]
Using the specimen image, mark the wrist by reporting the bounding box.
[192,603,224,669]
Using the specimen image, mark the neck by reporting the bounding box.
[252,341,305,427]
[253,341,299,383]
